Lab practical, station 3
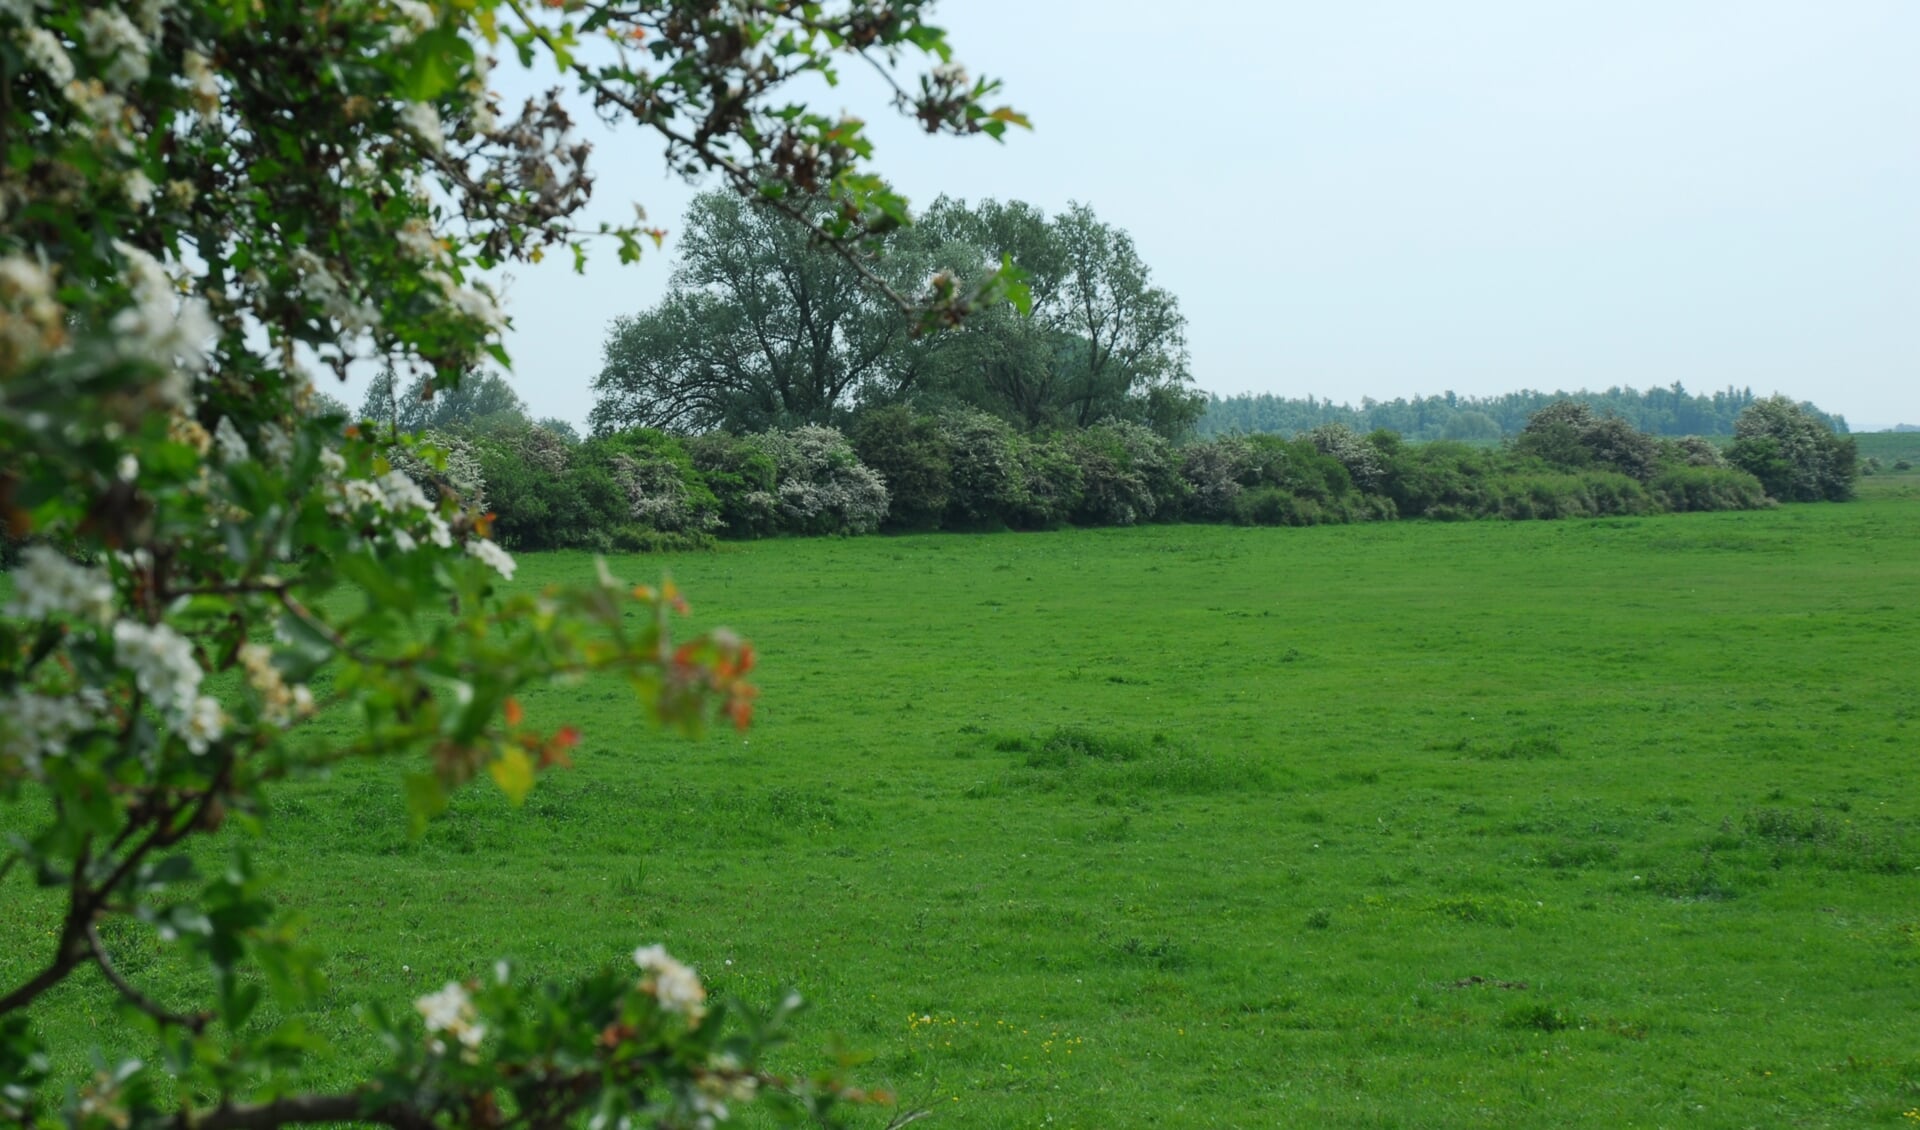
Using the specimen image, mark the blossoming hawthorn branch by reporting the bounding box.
[0,0,1023,1125]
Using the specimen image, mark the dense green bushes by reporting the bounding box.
[376,398,1856,549]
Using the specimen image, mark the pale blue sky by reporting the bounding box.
[409,2,1919,430]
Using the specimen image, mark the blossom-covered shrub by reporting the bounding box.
[687,431,782,539]
[1178,436,1254,521]
[1727,396,1858,502]
[1303,423,1389,494]
[388,429,491,514]
[937,408,1030,527]
[597,430,723,536]
[748,426,891,536]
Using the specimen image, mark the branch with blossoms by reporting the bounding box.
[1,0,1021,1125]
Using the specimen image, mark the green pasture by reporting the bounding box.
[7,499,1920,1127]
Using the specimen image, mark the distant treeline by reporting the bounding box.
[362,369,1854,553]
[1197,384,1849,441]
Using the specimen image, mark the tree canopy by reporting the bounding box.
[590,193,1199,438]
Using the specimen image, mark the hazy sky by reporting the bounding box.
[369,2,1920,429]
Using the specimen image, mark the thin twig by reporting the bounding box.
[86,922,212,1033]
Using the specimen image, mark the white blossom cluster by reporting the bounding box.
[414,981,486,1054]
[749,426,890,535]
[110,240,214,402]
[633,944,707,1023]
[237,643,315,727]
[322,460,516,581]
[80,6,150,88]
[4,545,115,623]
[111,619,223,752]
[608,451,722,534]
[212,416,249,463]
[0,688,101,772]
[0,254,64,366]
[399,101,445,152]
[689,1052,758,1129]
[386,0,436,46]
[288,248,381,333]
[423,268,504,330]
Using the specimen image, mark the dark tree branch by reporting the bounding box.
[87,922,212,1033]
[182,1093,432,1130]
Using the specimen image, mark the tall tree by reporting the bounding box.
[590,195,1198,438]
[590,193,939,434]
[918,199,1197,434]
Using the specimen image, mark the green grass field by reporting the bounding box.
[7,499,1920,1127]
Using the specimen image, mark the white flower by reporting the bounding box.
[81,7,150,88]
[122,169,155,209]
[181,49,218,120]
[289,247,379,331]
[258,423,292,466]
[213,416,249,463]
[415,982,486,1050]
[181,694,224,754]
[465,538,515,581]
[391,528,417,553]
[6,545,115,623]
[0,254,55,306]
[398,101,444,152]
[339,478,383,509]
[112,618,203,719]
[377,470,430,512]
[387,0,435,46]
[424,513,453,548]
[318,448,347,475]
[130,0,172,39]
[424,270,504,329]
[0,688,100,769]
[633,944,707,1022]
[17,26,75,87]
[415,981,467,1031]
[238,642,304,727]
[395,217,444,263]
[109,240,214,379]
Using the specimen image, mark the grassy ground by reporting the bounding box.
[6,499,1920,1127]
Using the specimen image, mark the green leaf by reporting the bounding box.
[403,772,448,837]
[488,746,536,805]
[394,27,474,101]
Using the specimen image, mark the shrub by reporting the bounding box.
[937,408,1030,528]
[1727,396,1857,501]
[1304,423,1389,493]
[1063,420,1182,526]
[747,425,891,535]
[1663,435,1727,469]
[591,430,723,535]
[1380,440,1501,519]
[1013,433,1085,528]
[687,431,781,537]
[1179,436,1253,521]
[850,405,951,529]
[1649,465,1771,512]
[1514,401,1660,481]
[387,430,489,513]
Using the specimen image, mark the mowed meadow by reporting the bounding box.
[7,487,1920,1128]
